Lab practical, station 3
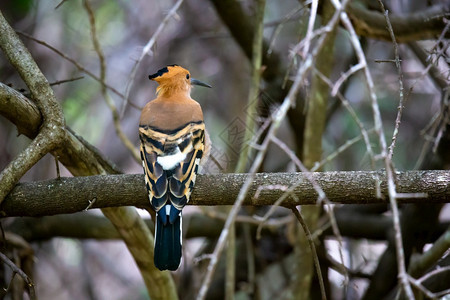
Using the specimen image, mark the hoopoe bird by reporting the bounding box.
[139,65,211,271]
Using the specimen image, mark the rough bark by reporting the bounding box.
[1,170,449,217]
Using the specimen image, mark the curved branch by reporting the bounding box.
[1,170,448,217]
[0,10,65,203]
[347,3,450,42]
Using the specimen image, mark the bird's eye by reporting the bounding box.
[186,74,190,80]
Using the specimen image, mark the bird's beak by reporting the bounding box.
[191,78,212,88]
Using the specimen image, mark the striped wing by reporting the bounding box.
[139,122,205,215]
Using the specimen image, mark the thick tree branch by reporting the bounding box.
[0,11,66,203]
[6,210,449,245]
[0,83,41,138]
[6,213,225,242]
[1,170,448,218]
[347,3,450,42]
[0,83,119,175]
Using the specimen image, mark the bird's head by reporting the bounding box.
[149,64,211,97]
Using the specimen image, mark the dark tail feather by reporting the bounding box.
[154,212,182,271]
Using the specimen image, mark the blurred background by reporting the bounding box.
[0,0,449,299]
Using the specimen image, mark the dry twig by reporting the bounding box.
[196,1,351,298]
[121,0,185,117]
[83,0,140,163]
[332,0,414,297]
[0,252,36,300]
[290,207,326,300]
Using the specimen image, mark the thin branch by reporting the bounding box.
[266,4,306,55]
[120,0,184,117]
[255,184,298,240]
[0,252,36,300]
[302,0,319,58]
[224,222,235,300]
[203,207,291,229]
[16,31,128,104]
[55,0,69,9]
[49,76,84,86]
[195,0,351,290]
[379,4,406,160]
[408,268,450,299]
[271,135,348,286]
[196,60,310,298]
[312,128,376,171]
[290,206,326,300]
[331,63,364,96]
[243,224,255,294]
[196,27,322,298]
[333,0,414,297]
[315,70,377,174]
[409,225,450,278]
[83,0,140,163]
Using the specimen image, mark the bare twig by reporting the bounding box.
[409,225,450,278]
[83,0,140,163]
[312,128,376,171]
[55,0,69,9]
[412,29,450,169]
[196,1,350,298]
[290,206,326,300]
[255,184,298,240]
[408,267,450,299]
[0,252,36,300]
[266,4,306,55]
[16,31,128,103]
[302,0,319,58]
[332,0,414,297]
[374,59,399,63]
[225,222,235,300]
[121,0,184,117]
[84,197,97,211]
[243,224,255,294]
[378,4,406,160]
[50,76,84,86]
[196,48,311,300]
[315,70,378,175]
[271,135,348,285]
[346,2,450,42]
[331,63,364,96]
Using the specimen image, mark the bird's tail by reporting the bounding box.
[154,208,182,271]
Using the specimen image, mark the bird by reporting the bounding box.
[139,65,211,271]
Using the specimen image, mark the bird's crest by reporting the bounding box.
[149,65,191,97]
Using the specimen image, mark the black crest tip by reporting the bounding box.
[148,64,179,80]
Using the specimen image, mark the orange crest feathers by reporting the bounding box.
[149,65,191,97]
